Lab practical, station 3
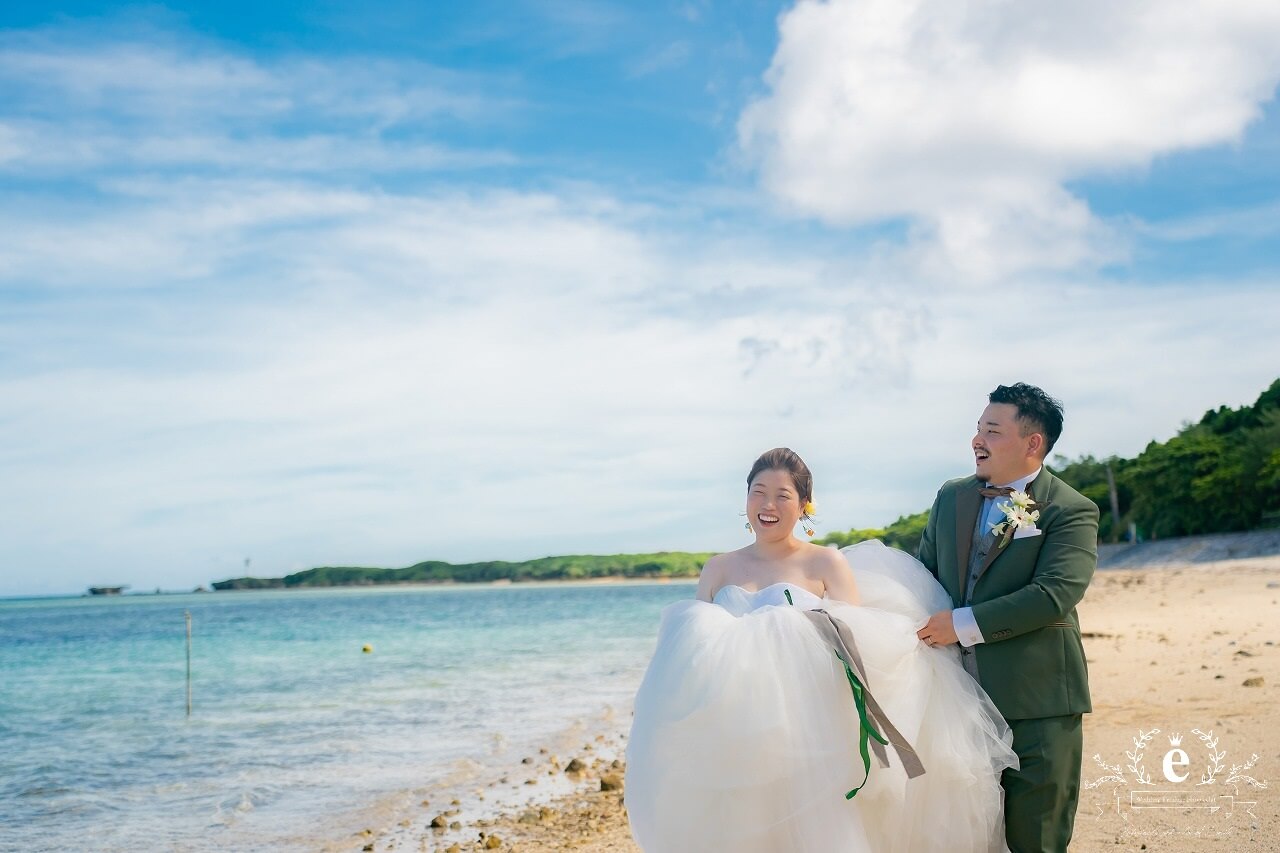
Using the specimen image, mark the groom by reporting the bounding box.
[916,383,1098,853]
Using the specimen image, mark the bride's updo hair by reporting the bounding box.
[747,447,814,511]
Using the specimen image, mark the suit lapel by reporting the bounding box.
[973,468,1054,583]
[1026,467,1052,504]
[954,481,982,597]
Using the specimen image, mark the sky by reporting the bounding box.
[2,0,1279,596]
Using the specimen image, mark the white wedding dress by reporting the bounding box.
[625,541,1016,853]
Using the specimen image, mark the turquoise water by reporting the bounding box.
[0,582,694,852]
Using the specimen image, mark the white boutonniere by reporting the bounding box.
[989,490,1047,549]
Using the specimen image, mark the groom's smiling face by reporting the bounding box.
[973,403,1041,484]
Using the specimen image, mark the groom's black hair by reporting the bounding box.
[989,383,1064,455]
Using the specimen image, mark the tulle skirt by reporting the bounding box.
[625,541,1017,853]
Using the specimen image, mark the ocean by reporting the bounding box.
[0,581,694,852]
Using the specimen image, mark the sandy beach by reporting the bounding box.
[359,553,1279,853]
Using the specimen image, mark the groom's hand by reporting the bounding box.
[917,611,959,647]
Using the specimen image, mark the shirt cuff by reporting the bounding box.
[952,607,985,647]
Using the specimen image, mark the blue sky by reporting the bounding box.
[2,1,1279,596]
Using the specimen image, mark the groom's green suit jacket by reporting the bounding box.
[917,468,1098,720]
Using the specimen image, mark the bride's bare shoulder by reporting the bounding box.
[701,548,753,578]
[696,549,750,599]
[805,543,859,602]
[802,541,844,567]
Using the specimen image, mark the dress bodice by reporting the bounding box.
[712,582,827,616]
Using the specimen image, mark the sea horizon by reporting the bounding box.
[0,581,695,852]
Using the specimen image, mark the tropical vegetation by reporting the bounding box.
[212,551,711,589]
[213,378,1278,588]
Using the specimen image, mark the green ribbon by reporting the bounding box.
[781,586,887,799]
[839,653,888,799]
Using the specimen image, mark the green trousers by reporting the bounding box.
[1002,714,1083,853]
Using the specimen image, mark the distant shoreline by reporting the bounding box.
[26,529,1280,601]
[214,529,1280,591]
[209,575,694,592]
[0,575,698,603]
[208,551,711,591]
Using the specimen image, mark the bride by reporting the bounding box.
[625,448,1017,852]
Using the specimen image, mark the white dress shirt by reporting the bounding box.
[952,467,1042,647]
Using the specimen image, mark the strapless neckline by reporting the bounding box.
[713,581,827,614]
[719,581,824,597]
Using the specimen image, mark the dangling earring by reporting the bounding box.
[745,521,753,532]
[803,523,815,537]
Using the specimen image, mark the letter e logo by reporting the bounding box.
[1163,748,1189,783]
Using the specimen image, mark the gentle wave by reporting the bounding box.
[0,581,693,851]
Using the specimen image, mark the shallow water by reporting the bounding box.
[0,581,693,852]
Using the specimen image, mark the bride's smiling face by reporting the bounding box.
[746,469,804,539]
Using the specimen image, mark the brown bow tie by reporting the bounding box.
[978,486,1015,499]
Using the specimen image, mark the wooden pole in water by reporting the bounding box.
[185,610,192,717]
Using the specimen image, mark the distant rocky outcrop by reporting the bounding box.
[1098,530,1280,569]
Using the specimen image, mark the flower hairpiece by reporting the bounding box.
[802,500,817,517]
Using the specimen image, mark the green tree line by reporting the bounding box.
[816,377,1280,548]
[814,511,931,555]
[213,378,1278,589]
[1052,378,1280,541]
[212,551,712,589]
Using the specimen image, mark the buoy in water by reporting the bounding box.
[362,643,373,653]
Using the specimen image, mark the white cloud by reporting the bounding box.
[0,175,863,592]
[5,174,1276,596]
[0,29,518,177]
[738,0,1280,278]
[0,123,516,175]
[0,29,498,123]
[1,17,1278,596]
